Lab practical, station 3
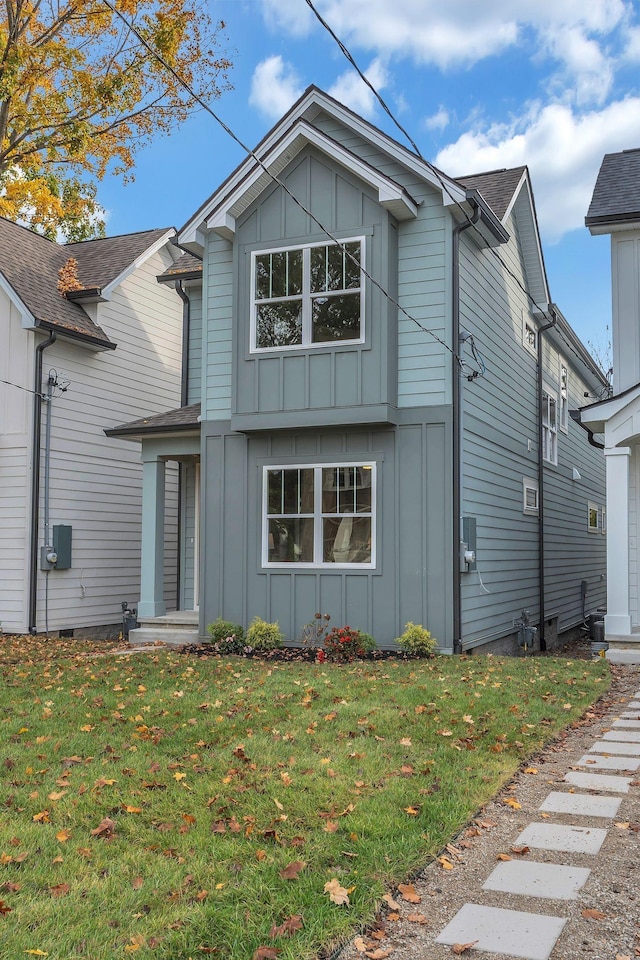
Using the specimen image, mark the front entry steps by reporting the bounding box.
[605,630,640,664]
[128,611,200,649]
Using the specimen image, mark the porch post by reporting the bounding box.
[604,446,632,636]
[138,456,167,618]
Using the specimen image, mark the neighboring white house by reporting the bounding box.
[581,148,640,660]
[0,218,184,637]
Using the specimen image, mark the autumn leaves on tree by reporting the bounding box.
[0,0,233,239]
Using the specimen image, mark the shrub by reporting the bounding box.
[323,625,376,662]
[395,621,437,657]
[206,618,245,655]
[245,616,284,650]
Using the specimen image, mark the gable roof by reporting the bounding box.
[458,167,527,221]
[586,148,640,232]
[0,220,174,348]
[179,86,507,254]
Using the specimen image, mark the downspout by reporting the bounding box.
[175,280,190,611]
[537,311,557,652]
[29,331,57,633]
[452,203,479,654]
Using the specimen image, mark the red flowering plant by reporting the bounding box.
[323,625,376,662]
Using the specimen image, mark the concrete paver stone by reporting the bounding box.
[539,791,622,817]
[602,729,640,742]
[515,822,608,854]
[436,903,567,960]
[588,739,640,755]
[563,770,631,792]
[483,860,591,899]
[576,753,640,771]
[611,718,640,729]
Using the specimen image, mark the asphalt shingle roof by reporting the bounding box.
[0,219,173,346]
[157,252,202,283]
[105,403,201,437]
[586,149,640,226]
[457,167,527,222]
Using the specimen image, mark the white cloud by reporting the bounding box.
[258,0,630,103]
[623,25,640,61]
[424,107,450,132]
[327,59,388,117]
[249,56,304,120]
[435,97,640,242]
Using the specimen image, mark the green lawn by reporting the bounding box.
[0,637,609,959]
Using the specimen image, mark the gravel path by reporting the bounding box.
[335,663,640,960]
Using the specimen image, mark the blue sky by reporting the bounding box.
[98,0,640,355]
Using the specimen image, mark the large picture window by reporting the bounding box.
[264,463,375,567]
[252,239,363,351]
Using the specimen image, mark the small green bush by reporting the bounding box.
[206,618,245,654]
[245,616,284,650]
[395,621,437,657]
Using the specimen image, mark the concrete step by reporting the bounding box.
[128,626,199,648]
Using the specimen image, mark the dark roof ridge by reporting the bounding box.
[65,226,173,248]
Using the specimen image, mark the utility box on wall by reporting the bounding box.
[53,524,72,569]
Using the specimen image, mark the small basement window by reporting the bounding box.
[588,502,599,533]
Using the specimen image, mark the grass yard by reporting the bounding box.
[0,637,609,959]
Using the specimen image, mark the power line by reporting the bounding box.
[304,0,608,387]
[1,378,46,399]
[100,0,459,363]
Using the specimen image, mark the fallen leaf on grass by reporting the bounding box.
[132,877,144,890]
[49,883,70,897]
[398,883,421,903]
[279,861,305,880]
[269,915,303,937]
[452,941,479,955]
[324,878,350,905]
[0,900,11,915]
[581,909,608,920]
[55,830,71,843]
[90,817,116,839]
[24,952,48,957]
[253,948,280,959]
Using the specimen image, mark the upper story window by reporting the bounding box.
[251,239,364,352]
[522,311,538,355]
[263,463,375,567]
[542,388,558,465]
[559,360,569,432]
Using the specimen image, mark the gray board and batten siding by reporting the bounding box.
[231,148,398,431]
[199,415,453,649]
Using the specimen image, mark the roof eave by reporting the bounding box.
[105,421,201,440]
[35,318,116,351]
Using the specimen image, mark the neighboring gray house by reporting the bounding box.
[108,87,608,653]
[0,219,184,636]
[581,148,640,659]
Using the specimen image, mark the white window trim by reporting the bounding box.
[523,477,539,515]
[600,505,606,535]
[522,310,538,356]
[559,357,569,433]
[542,385,558,466]
[250,237,365,353]
[262,462,376,569]
[588,501,599,534]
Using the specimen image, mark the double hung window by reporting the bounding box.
[264,463,375,567]
[252,239,363,351]
[542,389,558,465]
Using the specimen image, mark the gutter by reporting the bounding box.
[452,202,479,655]
[29,331,57,633]
[35,319,116,352]
[537,311,557,652]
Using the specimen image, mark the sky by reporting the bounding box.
[97,0,640,355]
